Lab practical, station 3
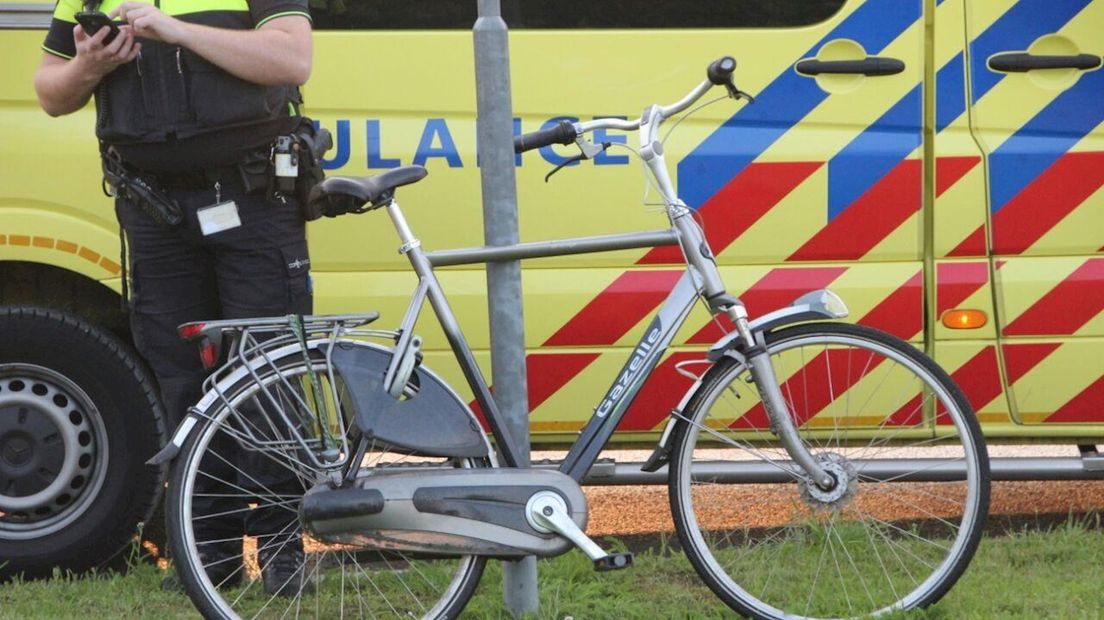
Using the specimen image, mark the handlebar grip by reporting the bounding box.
[707,56,737,85]
[513,119,578,154]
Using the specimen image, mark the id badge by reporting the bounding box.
[197,201,241,236]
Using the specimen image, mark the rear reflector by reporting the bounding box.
[199,340,219,370]
[179,323,206,340]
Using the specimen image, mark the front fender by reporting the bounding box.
[707,289,848,361]
[639,289,849,473]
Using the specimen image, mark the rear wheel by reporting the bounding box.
[669,323,989,619]
[0,307,165,579]
[167,351,486,619]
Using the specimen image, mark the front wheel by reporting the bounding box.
[669,323,989,619]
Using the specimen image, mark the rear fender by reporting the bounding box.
[639,289,848,473]
[149,337,493,466]
[147,338,318,465]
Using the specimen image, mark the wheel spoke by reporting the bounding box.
[171,358,485,618]
[672,324,987,619]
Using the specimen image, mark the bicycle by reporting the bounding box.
[156,57,990,619]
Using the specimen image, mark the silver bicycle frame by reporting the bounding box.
[397,202,805,480]
[395,199,696,472]
[383,75,834,486]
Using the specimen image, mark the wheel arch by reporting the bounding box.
[0,260,128,339]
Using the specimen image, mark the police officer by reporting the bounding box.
[34,0,315,596]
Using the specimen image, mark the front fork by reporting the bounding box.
[673,209,835,490]
[725,305,836,489]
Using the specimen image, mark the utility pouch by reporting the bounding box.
[102,151,183,228]
[237,149,271,195]
[288,118,334,221]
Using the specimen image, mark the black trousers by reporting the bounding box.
[117,176,312,540]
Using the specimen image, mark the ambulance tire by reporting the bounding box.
[0,307,166,580]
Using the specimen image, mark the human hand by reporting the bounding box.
[72,22,139,77]
[111,2,188,45]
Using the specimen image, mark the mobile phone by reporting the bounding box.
[74,11,121,46]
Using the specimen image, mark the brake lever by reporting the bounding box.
[725,81,756,104]
[545,141,613,182]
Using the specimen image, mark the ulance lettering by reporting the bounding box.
[315,117,632,171]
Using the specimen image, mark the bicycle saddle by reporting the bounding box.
[308,165,428,217]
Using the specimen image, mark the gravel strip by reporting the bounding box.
[583,480,1104,537]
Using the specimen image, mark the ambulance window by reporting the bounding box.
[310,0,847,31]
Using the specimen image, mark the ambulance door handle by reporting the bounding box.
[794,56,905,77]
[988,52,1102,73]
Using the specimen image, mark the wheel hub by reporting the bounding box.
[2,433,35,467]
[0,366,103,531]
[799,452,857,510]
[0,406,68,496]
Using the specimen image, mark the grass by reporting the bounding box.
[2,521,1103,619]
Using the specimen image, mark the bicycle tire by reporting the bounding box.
[669,322,989,619]
[166,349,486,620]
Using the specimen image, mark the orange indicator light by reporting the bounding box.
[941,309,987,330]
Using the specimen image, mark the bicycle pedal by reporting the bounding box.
[593,552,634,572]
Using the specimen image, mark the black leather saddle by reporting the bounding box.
[308,165,428,217]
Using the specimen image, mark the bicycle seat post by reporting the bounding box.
[385,200,422,256]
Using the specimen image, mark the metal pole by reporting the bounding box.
[473,1,539,616]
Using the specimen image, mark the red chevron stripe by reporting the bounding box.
[620,352,704,431]
[930,346,1003,426]
[543,270,683,346]
[1002,342,1061,384]
[1002,258,1104,336]
[468,352,600,429]
[687,266,848,344]
[1046,375,1104,423]
[637,161,822,265]
[732,347,884,430]
[936,156,981,197]
[936,261,989,316]
[947,225,987,258]
[859,271,924,340]
[992,151,1104,255]
[886,393,925,426]
[525,352,602,411]
[731,271,922,429]
[789,159,921,262]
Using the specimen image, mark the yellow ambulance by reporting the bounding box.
[1,0,1101,577]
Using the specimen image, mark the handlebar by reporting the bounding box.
[513,119,578,154]
[512,56,743,154]
[707,56,737,85]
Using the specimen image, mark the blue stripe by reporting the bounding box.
[940,1,1090,133]
[827,84,921,220]
[989,68,1104,213]
[935,52,965,133]
[677,0,922,210]
[970,0,1092,105]
[826,0,1095,219]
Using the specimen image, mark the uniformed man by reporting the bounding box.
[34,0,315,596]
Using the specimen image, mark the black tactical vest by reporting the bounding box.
[95,40,299,145]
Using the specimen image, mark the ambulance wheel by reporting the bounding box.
[0,306,166,580]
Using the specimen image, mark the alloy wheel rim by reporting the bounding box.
[0,364,110,539]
